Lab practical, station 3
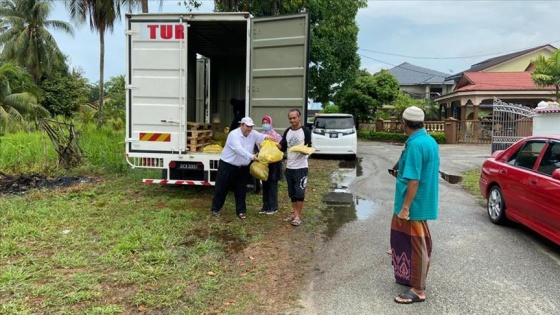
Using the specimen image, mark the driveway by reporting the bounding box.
[291,141,560,315]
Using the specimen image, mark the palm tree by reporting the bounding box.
[135,1,200,13]
[0,61,49,132]
[531,49,560,101]
[0,0,74,83]
[65,0,124,129]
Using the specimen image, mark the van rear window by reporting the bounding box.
[314,117,354,129]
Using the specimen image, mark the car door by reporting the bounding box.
[532,140,560,237]
[501,140,546,222]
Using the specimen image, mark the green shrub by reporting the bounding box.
[0,124,128,176]
[0,131,58,174]
[321,104,340,113]
[430,132,446,144]
[357,130,372,140]
[358,131,446,144]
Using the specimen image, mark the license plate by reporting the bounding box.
[178,163,202,170]
[329,133,338,138]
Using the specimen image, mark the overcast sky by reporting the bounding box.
[49,0,560,82]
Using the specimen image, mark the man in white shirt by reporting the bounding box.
[211,117,273,219]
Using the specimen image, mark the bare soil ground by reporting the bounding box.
[0,172,92,196]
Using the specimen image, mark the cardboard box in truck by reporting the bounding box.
[125,12,309,186]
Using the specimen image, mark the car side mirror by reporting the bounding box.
[552,169,560,181]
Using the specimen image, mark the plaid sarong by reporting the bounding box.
[390,215,432,290]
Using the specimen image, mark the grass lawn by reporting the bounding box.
[0,127,340,314]
[460,167,486,207]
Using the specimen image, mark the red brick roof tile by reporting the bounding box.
[455,72,555,91]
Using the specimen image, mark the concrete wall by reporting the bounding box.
[533,113,560,135]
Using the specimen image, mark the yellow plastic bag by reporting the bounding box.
[258,140,283,163]
[250,161,269,181]
[289,144,315,155]
[203,144,223,154]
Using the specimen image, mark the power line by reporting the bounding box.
[359,40,560,60]
[359,54,452,79]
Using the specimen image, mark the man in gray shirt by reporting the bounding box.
[279,109,312,226]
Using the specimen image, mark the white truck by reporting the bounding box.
[125,12,309,186]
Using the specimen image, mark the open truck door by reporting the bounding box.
[126,17,188,156]
[249,14,309,130]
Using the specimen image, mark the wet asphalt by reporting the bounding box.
[290,141,560,315]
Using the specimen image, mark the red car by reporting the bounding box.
[479,135,560,245]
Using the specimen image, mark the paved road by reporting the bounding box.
[291,141,560,315]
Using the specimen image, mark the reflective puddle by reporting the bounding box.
[321,159,375,240]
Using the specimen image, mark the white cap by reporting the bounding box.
[402,106,425,122]
[239,117,255,126]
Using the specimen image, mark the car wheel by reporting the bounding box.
[487,185,507,225]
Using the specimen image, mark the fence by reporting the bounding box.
[358,119,445,134]
[457,120,492,144]
[358,118,495,145]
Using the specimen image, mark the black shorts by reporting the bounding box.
[285,168,308,202]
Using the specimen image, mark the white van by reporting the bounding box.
[311,113,357,157]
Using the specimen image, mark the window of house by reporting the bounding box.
[429,87,442,98]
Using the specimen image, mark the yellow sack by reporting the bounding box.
[258,140,283,163]
[289,144,315,155]
[203,144,223,154]
[250,161,269,181]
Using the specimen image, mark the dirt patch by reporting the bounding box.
[0,172,93,196]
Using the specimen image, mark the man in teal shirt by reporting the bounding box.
[390,106,440,304]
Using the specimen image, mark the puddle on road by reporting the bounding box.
[321,158,375,241]
[320,159,464,240]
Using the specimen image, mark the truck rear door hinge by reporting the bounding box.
[125,30,138,36]
[125,85,137,90]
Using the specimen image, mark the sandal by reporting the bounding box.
[238,213,247,220]
[283,214,295,222]
[394,290,426,304]
[291,218,301,226]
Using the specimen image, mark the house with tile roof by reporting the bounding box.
[436,44,557,121]
[388,62,454,99]
[445,44,556,82]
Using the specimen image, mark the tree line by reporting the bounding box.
[2,0,558,136]
[0,0,370,135]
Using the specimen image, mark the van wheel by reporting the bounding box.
[487,185,507,225]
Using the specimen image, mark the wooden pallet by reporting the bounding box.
[187,129,213,139]
[189,135,211,144]
[185,122,212,152]
[188,137,212,152]
[188,142,209,152]
[187,121,211,130]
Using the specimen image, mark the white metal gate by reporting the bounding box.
[491,98,534,152]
